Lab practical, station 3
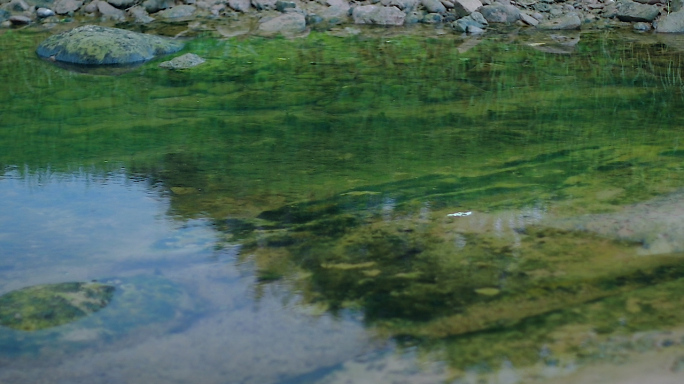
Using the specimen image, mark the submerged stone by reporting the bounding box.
[0,282,115,331]
[35,25,184,65]
[159,53,205,69]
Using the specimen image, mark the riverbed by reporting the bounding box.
[2,26,684,383]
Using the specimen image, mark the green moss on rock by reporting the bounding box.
[36,25,184,65]
[0,282,115,331]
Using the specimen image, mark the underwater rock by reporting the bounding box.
[35,25,184,65]
[159,53,206,69]
[544,189,684,255]
[0,275,189,355]
[0,282,114,331]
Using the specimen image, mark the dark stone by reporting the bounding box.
[9,15,32,25]
[275,0,296,12]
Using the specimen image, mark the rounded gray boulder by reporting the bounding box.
[36,25,184,65]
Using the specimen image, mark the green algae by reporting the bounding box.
[4,26,684,378]
[0,275,189,356]
[0,282,114,331]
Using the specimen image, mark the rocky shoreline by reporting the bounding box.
[4,0,684,37]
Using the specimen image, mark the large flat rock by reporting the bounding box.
[36,25,184,65]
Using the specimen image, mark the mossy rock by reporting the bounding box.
[0,282,114,331]
[0,275,188,356]
[35,25,184,65]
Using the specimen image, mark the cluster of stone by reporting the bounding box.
[2,0,684,34]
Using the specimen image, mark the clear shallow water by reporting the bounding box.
[2,25,684,383]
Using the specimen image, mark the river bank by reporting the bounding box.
[4,0,684,39]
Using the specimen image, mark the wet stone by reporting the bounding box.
[159,53,206,69]
[0,282,115,331]
[35,25,184,65]
[36,7,56,17]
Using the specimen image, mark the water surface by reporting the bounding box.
[2,25,684,383]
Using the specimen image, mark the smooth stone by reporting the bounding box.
[519,11,539,26]
[470,10,487,24]
[142,0,175,13]
[421,0,447,13]
[107,0,137,8]
[453,0,482,17]
[35,25,184,65]
[9,15,32,24]
[36,7,56,17]
[467,24,485,33]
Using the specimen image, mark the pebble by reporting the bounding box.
[36,8,56,17]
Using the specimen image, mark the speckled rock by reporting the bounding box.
[156,4,196,18]
[53,0,83,14]
[537,12,581,29]
[258,12,307,35]
[617,0,660,22]
[159,53,206,69]
[352,5,406,25]
[35,25,184,65]
[479,2,519,23]
[656,9,684,32]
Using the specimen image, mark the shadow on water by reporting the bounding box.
[2,26,684,383]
